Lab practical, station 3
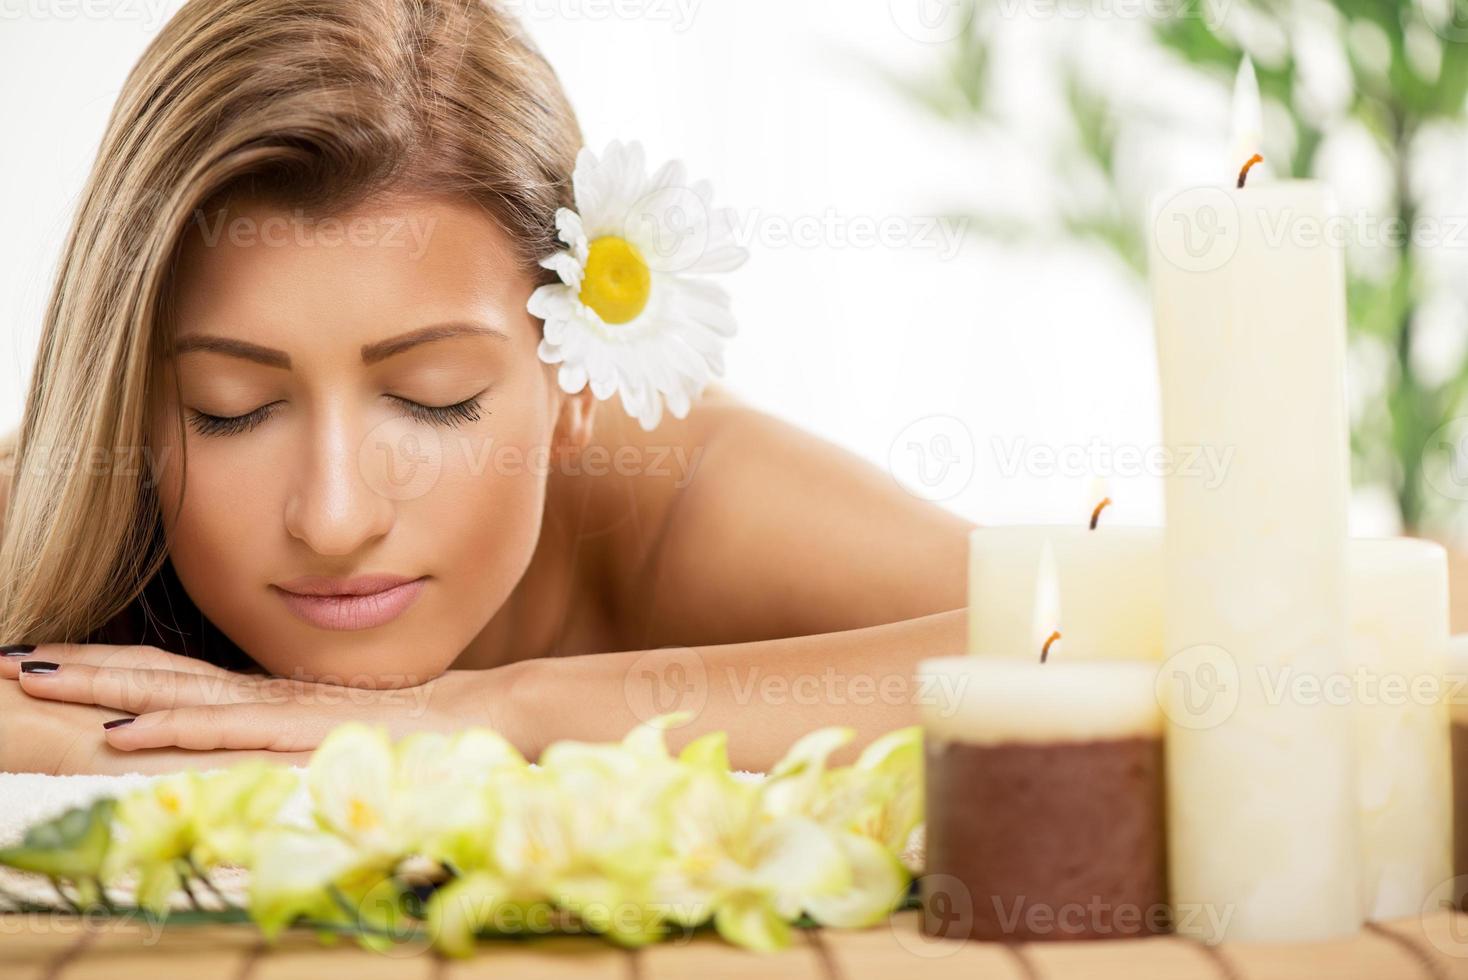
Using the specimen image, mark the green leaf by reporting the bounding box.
[0,798,114,881]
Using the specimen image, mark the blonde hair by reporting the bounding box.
[0,0,582,645]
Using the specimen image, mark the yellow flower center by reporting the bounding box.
[348,798,380,834]
[579,237,652,325]
[159,792,181,815]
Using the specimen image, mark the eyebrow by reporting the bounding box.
[172,321,510,368]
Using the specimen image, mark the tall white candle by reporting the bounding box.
[1347,538,1451,921]
[1148,60,1360,943]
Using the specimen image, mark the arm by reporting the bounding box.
[498,606,966,772]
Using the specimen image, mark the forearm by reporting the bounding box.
[503,607,966,772]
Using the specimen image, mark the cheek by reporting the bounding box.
[423,405,554,601]
[159,441,280,596]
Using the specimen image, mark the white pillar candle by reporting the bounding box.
[1347,538,1451,920]
[1149,74,1359,935]
[968,525,1164,661]
[917,657,1169,941]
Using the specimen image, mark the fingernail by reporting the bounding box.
[20,661,59,674]
[102,718,134,730]
[0,644,35,657]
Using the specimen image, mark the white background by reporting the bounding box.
[0,0,1411,533]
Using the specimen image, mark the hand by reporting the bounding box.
[0,643,513,755]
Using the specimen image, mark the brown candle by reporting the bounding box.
[1450,638,1468,909]
[917,658,1170,941]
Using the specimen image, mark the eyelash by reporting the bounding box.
[186,394,487,438]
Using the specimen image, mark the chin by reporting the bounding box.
[247,637,452,689]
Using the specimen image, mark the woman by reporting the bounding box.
[0,0,972,776]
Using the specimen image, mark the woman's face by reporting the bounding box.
[150,191,583,686]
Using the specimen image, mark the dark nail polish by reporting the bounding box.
[20,661,59,674]
[102,718,134,730]
[0,644,35,657]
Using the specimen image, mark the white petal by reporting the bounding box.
[538,252,584,290]
[713,895,791,952]
[557,361,589,393]
[802,833,908,929]
[554,208,589,261]
[308,724,396,847]
[688,241,751,275]
[528,283,574,321]
[589,370,619,401]
[664,383,692,420]
[750,818,851,901]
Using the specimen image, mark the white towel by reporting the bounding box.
[0,766,312,910]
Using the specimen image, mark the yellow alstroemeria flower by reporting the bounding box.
[102,763,300,916]
[655,758,851,952]
[252,723,524,944]
[428,718,692,957]
[392,727,526,872]
[102,772,202,914]
[810,726,925,858]
[757,726,920,930]
[193,762,302,867]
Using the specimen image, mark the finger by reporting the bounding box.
[0,643,237,681]
[17,662,270,713]
[101,702,333,753]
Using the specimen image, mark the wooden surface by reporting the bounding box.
[4,909,1468,979]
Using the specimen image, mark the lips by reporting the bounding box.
[272,574,427,631]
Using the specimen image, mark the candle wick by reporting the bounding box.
[1040,630,1061,664]
[1237,153,1264,189]
[1089,497,1112,531]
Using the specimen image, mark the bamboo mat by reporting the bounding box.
[4,909,1468,979]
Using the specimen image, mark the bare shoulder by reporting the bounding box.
[562,380,754,575]
[571,384,973,649]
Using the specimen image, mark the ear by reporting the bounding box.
[553,386,598,454]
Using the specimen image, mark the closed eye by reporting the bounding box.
[187,402,281,438]
[387,393,486,428]
[186,391,488,438]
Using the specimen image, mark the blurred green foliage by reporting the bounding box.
[895,0,1468,532]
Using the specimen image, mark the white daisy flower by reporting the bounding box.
[528,140,749,430]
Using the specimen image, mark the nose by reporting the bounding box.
[283,410,395,557]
